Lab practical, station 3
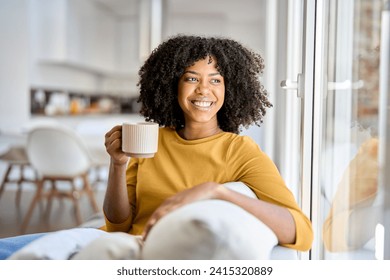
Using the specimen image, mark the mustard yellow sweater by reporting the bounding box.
[105,127,313,251]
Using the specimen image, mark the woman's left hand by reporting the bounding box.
[142,182,224,240]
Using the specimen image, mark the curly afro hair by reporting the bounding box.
[137,35,272,134]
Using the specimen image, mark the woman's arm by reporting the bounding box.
[216,184,296,244]
[142,182,296,245]
[103,161,130,224]
[102,125,133,228]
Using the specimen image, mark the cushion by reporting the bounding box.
[72,232,142,260]
[8,228,107,260]
[142,182,280,260]
[0,233,46,260]
[12,182,295,260]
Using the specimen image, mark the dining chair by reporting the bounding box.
[0,146,33,205]
[74,119,115,189]
[0,119,61,207]
[21,125,100,233]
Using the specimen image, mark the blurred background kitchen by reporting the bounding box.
[0,0,267,241]
[1,0,390,260]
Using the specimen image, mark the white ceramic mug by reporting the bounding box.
[122,122,159,158]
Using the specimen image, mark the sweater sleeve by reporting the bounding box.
[226,136,313,251]
[103,158,138,233]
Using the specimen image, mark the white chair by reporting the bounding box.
[0,145,33,206]
[75,120,112,189]
[21,126,100,233]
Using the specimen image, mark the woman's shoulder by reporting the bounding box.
[224,132,260,148]
[223,133,268,169]
[219,132,263,159]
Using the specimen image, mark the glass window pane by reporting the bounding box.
[320,0,383,260]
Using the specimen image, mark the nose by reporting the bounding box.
[196,81,210,95]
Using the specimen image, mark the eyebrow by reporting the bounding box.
[183,70,221,76]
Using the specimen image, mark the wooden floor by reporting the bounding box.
[0,182,105,239]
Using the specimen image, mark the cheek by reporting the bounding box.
[217,87,225,104]
[178,83,194,100]
[178,98,186,111]
[177,87,188,111]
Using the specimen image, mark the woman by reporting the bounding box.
[103,35,313,251]
[2,35,312,260]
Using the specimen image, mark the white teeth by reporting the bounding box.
[192,101,212,107]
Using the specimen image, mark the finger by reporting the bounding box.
[105,135,124,156]
[142,206,170,240]
[142,218,157,240]
[107,138,122,151]
[142,204,182,241]
[105,125,122,139]
[105,128,122,147]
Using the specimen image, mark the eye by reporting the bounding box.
[210,78,221,84]
[184,77,198,82]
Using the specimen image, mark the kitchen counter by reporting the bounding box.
[0,114,146,176]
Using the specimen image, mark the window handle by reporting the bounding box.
[280,73,304,98]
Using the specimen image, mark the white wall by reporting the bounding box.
[67,0,117,71]
[0,0,30,132]
[117,17,140,75]
[164,0,265,54]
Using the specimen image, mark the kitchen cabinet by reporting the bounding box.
[67,0,117,72]
[30,0,137,77]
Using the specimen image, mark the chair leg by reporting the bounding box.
[70,180,82,225]
[21,179,44,234]
[15,164,25,206]
[15,184,22,206]
[0,165,12,201]
[82,173,99,213]
[44,180,56,219]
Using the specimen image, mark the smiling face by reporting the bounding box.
[177,57,225,129]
